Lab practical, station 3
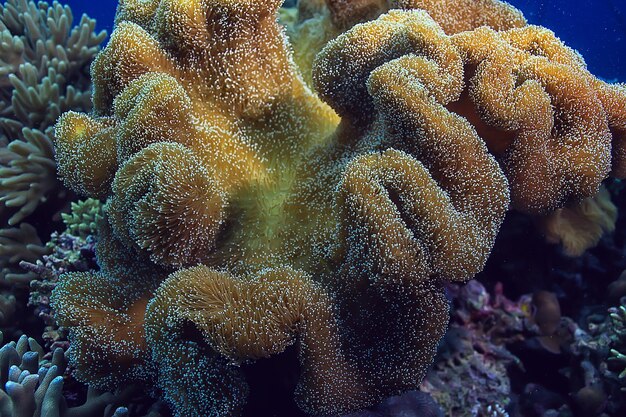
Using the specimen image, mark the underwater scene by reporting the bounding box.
[1,0,626,416]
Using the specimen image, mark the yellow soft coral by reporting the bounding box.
[539,185,618,257]
[145,266,365,415]
[51,1,625,416]
[52,271,153,389]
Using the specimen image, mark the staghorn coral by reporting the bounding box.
[61,198,103,239]
[0,0,105,283]
[51,0,626,416]
[0,222,50,285]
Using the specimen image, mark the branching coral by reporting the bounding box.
[0,331,121,417]
[0,0,105,282]
[0,223,50,285]
[50,0,626,416]
[0,331,163,417]
[61,198,103,239]
[0,129,57,225]
[0,293,16,327]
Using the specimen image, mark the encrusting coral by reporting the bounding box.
[0,0,105,283]
[50,0,626,416]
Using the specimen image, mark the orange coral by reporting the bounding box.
[51,1,626,416]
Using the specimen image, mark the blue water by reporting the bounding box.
[65,0,626,80]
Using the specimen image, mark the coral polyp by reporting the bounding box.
[50,0,626,416]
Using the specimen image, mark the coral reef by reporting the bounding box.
[343,390,444,417]
[49,0,626,416]
[419,280,525,417]
[555,301,626,416]
[0,292,16,328]
[607,304,626,390]
[25,227,98,349]
[0,0,105,285]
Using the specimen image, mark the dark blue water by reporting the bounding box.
[65,0,626,80]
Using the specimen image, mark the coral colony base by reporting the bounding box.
[0,0,626,416]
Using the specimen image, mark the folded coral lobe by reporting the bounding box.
[450,25,615,212]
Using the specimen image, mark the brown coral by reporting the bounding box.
[311,0,625,213]
[293,0,625,213]
[107,142,226,266]
[51,1,625,416]
[54,111,117,198]
[392,0,526,34]
[51,270,154,389]
[449,25,617,212]
[145,266,364,416]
